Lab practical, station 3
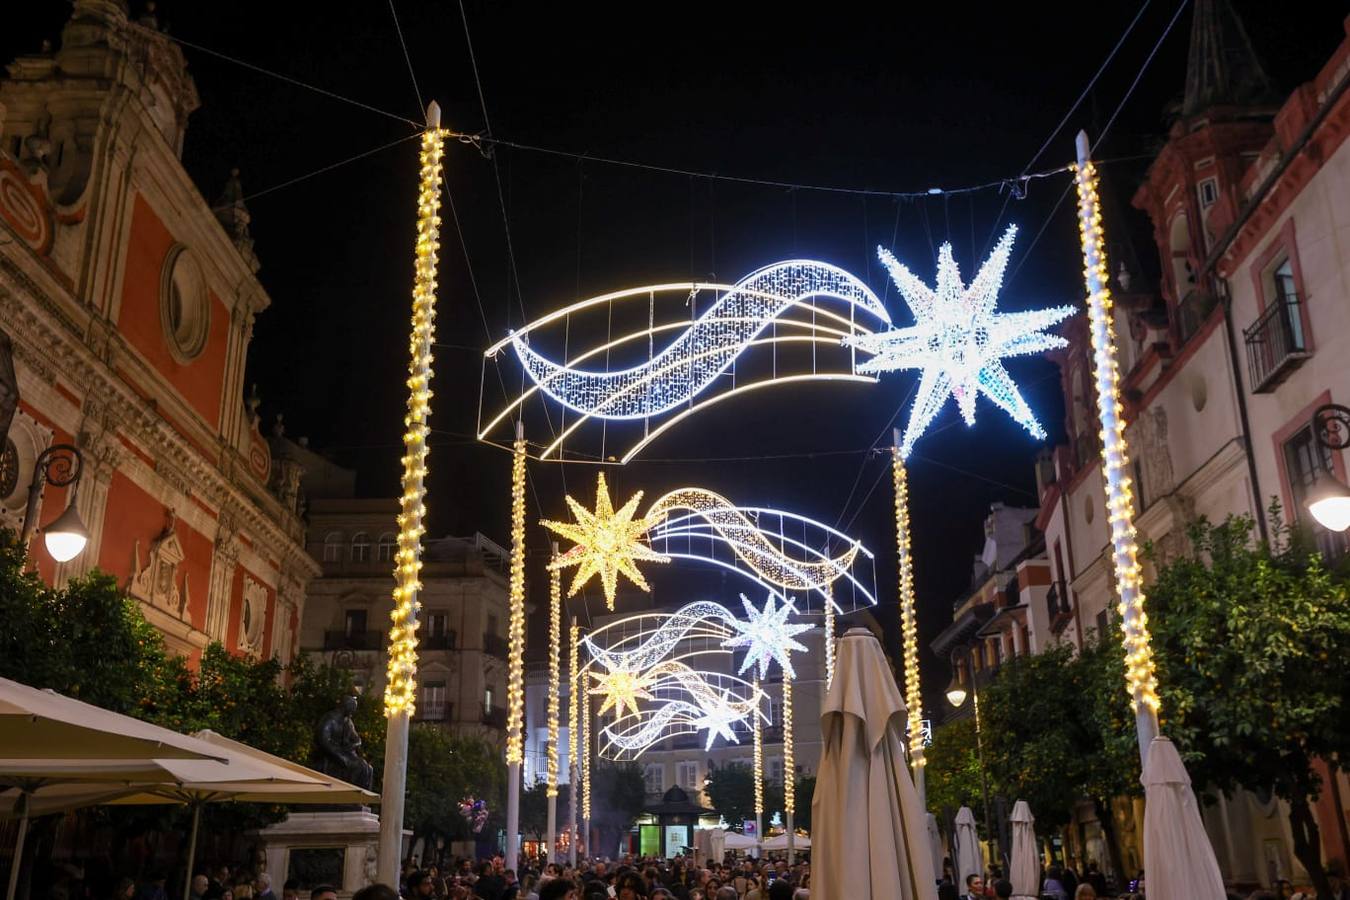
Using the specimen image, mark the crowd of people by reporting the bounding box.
[382,854,810,900]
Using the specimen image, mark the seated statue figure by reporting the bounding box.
[313,695,374,790]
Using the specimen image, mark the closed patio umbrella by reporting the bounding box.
[811,628,935,899]
[925,813,943,886]
[1141,737,1225,900]
[1009,800,1038,899]
[953,806,982,893]
[761,832,810,850]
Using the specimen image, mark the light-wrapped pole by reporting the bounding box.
[545,543,561,862]
[504,422,527,866]
[893,431,926,805]
[377,102,446,888]
[568,619,580,866]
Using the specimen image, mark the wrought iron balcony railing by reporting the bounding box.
[323,630,384,651]
[1244,293,1311,392]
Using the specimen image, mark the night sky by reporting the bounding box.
[4,1,1340,712]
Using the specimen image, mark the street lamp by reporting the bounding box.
[18,444,87,563]
[1307,405,1350,533]
[946,645,994,860]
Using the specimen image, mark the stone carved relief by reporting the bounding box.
[129,509,191,620]
[238,573,267,655]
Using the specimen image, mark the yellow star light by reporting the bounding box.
[589,664,655,719]
[542,472,669,609]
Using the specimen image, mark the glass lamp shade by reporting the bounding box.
[43,502,89,562]
[1307,472,1350,533]
[945,678,968,708]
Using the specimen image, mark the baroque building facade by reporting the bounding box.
[0,0,316,661]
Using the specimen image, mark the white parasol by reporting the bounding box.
[1009,800,1038,898]
[1141,736,1226,900]
[953,805,982,892]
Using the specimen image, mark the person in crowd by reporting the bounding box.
[1060,865,1079,897]
[615,871,647,900]
[111,878,136,900]
[962,874,984,900]
[1074,885,1097,900]
[354,885,400,900]
[1328,862,1350,900]
[473,863,505,900]
[311,885,338,900]
[234,883,254,900]
[538,880,577,900]
[253,875,275,900]
[1083,863,1107,898]
[281,881,300,900]
[992,880,1012,900]
[1043,867,1069,900]
[135,872,168,900]
[938,883,959,900]
[790,891,808,900]
[765,881,793,900]
[711,889,735,900]
[191,875,211,900]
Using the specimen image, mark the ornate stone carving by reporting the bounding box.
[128,509,191,620]
[238,573,267,655]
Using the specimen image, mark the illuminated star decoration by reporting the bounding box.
[542,472,670,610]
[588,658,657,719]
[693,690,747,750]
[844,225,1075,458]
[722,593,812,679]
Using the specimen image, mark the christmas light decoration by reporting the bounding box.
[782,677,794,816]
[1072,151,1161,725]
[599,674,763,756]
[479,262,892,463]
[546,556,561,797]
[580,688,591,822]
[504,262,889,420]
[506,431,528,765]
[892,449,926,776]
[542,472,670,610]
[589,658,660,719]
[845,227,1076,458]
[383,125,447,717]
[723,593,813,680]
[823,587,836,690]
[568,620,579,773]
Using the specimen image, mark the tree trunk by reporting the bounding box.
[1288,798,1333,900]
[1093,797,1128,891]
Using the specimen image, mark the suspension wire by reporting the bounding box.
[387,0,425,115]
[211,131,422,209]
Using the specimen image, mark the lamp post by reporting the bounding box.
[18,443,88,563]
[1307,404,1350,533]
[945,645,993,857]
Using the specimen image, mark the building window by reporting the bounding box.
[768,757,784,785]
[644,764,664,796]
[487,614,499,636]
[159,245,210,363]
[428,612,448,636]
[344,608,368,636]
[1197,177,1218,209]
[484,686,495,710]
[351,532,370,562]
[323,532,343,562]
[421,682,446,720]
[376,533,396,562]
[1283,422,1348,560]
[677,762,699,792]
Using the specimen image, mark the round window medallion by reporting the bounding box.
[1190,374,1208,412]
[1084,494,1095,525]
[0,438,17,500]
[159,245,209,363]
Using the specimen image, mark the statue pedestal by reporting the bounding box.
[253,810,404,897]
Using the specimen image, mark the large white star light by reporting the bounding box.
[845,225,1076,458]
[722,593,812,679]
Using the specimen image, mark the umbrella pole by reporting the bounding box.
[5,794,29,900]
[181,802,201,900]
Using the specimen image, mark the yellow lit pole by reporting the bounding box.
[378,101,447,887]
[545,543,561,863]
[753,675,764,858]
[1071,132,1160,766]
[505,421,527,867]
[782,675,795,863]
[893,430,926,807]
[581,678,592,858]
[568,618,580,866]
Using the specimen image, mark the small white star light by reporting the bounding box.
[722,593,812,679]
[845,225,1076,458]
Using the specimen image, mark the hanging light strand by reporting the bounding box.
[1072,159,1160,715]
[782,677,794,816]
[568,620,580,772]
[753,676,764,822]
[581,688,592,822]
[505,432,528,763]
[546,553,562,796]
[383,125,447,717]
[824,586,836,689]
[892,450,926,770]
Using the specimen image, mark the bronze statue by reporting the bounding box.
[313,695,374,789]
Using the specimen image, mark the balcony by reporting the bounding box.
[323,630,384,651]
[1176,288,1218,344]
[483,633,509,659]
[1046,581,1073,635]
[482,705,507,729]
[423,631,457,651]
[1244,293,1310,392]
[416,702,452,724]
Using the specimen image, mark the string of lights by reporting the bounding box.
[546,553,561,797]
[823,585,836,690]
[1072,156,1161,721]
[892,450,926,777]
[753,676,764,835]
[782,677,794,818]
[505,431,528,764]
[568,619,580,773]
[383,125,446,717]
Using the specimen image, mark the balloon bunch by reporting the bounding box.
[458,797,488,833]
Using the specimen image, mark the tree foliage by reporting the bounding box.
[703,761,785,830]
[925,718,985,826]
[1144,513,1350,898]
[405,725,506,843]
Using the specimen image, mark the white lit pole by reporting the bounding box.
[783,675,795,864]
[581,686,592,860]
[568,618,580,867]
[378,101,447,888]
[1072,132,1160,767]
[545,543,561,863]
[505,421,527,868]
[753,676,764,859]
[893,429,927,807]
